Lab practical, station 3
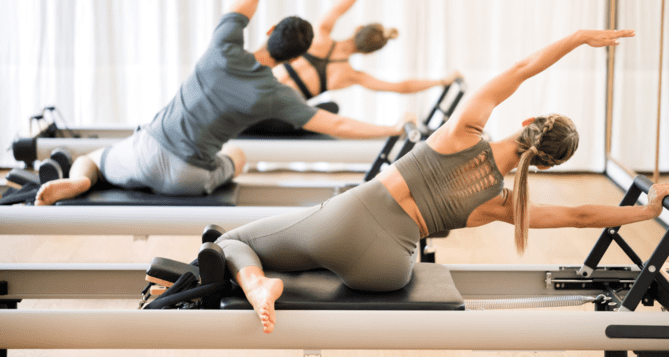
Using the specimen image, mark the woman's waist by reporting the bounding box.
[375,168,429,237]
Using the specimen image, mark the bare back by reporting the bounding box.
[273,36,355,98]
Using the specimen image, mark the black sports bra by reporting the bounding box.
[282,41,348,99]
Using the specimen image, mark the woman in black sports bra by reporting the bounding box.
[244,0,459,136]
[273,0,462,102]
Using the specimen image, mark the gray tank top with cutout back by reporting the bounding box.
[393,140,504,235]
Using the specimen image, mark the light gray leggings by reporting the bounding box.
[215,180,421,292]
[100,129,235,195]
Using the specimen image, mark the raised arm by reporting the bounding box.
[345,70,463,94]
[228,0,260,20]
[316,0,357,37]
[452,29,635,134]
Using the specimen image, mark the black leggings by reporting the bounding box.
[215,180,421,292]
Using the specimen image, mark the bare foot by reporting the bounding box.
[35,177,92,206]
[245,277,284,333]
[221,145,246,177]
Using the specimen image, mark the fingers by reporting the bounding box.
[650,183,669,204]
[658,183,669,198]
[588,29,635,47]
[609,29,635,45]
[615,29,636,38]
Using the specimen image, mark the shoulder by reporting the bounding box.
[220,12,250,28]
[212,13,250,46]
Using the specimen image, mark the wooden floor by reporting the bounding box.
[1,171,668,357]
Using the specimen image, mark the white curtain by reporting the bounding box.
[612,0,669,173]
[0,0,611,171]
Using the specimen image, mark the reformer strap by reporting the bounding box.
[143,272,227,310]
[0,183,39,205]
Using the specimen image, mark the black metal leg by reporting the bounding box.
[581,184,643,275]
[419,239,435,263]
[621,227,669,311]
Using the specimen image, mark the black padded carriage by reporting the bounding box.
[223,263,465,311]
[55,182,240,206]
[144,253,465,312]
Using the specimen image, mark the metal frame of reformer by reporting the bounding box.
[12,81,466,168]
[1,175,669,355]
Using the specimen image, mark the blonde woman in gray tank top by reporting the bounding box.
[214,28,669,334]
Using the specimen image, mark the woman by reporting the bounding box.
[273,0,462,104]
[214,28,669,334]
[242,0,460,135]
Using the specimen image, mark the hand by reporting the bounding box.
[393,112,418,136]
[646,183,669,218]
[578,29,635,48]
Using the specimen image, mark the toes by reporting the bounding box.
[263,322,274,334]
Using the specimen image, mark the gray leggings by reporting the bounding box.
[215,180,421,292]
[100,129,235,195]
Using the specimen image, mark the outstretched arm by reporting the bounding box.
[302,109,412,139]
[528,182,669,229]
[316,0,356,37]
[346,70,463,94]
[228,0,260,20]
[452,29,635,134]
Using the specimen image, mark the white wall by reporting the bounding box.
[2,0,661,173]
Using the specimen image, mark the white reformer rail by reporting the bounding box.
[32,137,385,165]
[0,206,304,235]
[0,310,667,351]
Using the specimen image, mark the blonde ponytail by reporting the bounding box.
[511,113,579,254]
[512,147,538,254]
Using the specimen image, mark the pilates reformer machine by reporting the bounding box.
[0,120,420,235]
[10,80,465,170]
[0,82,463,253]
[1,175,669,356]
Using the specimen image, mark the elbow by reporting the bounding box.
[571,210,604,229]
[510,60,531,80]
[328,116,351,138]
